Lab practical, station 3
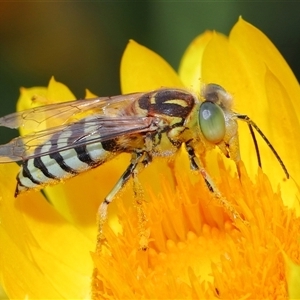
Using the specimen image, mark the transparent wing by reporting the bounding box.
[0,92,146,130]
[0,115,156,162]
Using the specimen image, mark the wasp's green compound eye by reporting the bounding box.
[199,102,226,144]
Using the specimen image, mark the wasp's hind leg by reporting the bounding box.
[93,152,145,299]
[132,152,152,250]
[96,151,144,251]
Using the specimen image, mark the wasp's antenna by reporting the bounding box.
[247,122,261,168]
[236,114,289,179]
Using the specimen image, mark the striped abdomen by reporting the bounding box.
[15,126,118,196]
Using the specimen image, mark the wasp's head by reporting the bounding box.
[197,83,240,163]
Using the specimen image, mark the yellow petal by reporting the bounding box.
[43,153,131,239]
[16,86,48,112]
[85,88,98,98]
[229,18,300,207]
[16,86,48,136]
[120,40,184,93]
[201,19,300,208]
[230,18,300,120]
[283,252,300,299]
[0,163,94,298]
[16,77,76,136]
[17,77,75,112]
[1,230,63,299]
[47,76,76,103]
[178,31,213,92]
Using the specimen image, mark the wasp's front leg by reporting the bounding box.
[185,143,246,224]
[185,143,216,192]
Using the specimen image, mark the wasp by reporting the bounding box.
[0,83,289,236]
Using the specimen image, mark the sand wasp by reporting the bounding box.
[0,83,289,234]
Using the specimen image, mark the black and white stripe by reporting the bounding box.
[15,119,116,195]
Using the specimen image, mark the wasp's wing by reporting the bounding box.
[0,115,156,162]
[0,92,146,130]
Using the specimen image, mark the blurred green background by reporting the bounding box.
[0,2,299,144]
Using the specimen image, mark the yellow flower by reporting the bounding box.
[0,18,299,299]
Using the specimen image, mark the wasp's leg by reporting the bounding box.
[132,152,152,250]
[96,151,144,247]
[185,143,246,224]
[185,143,217,192]
[93,152,145,298]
